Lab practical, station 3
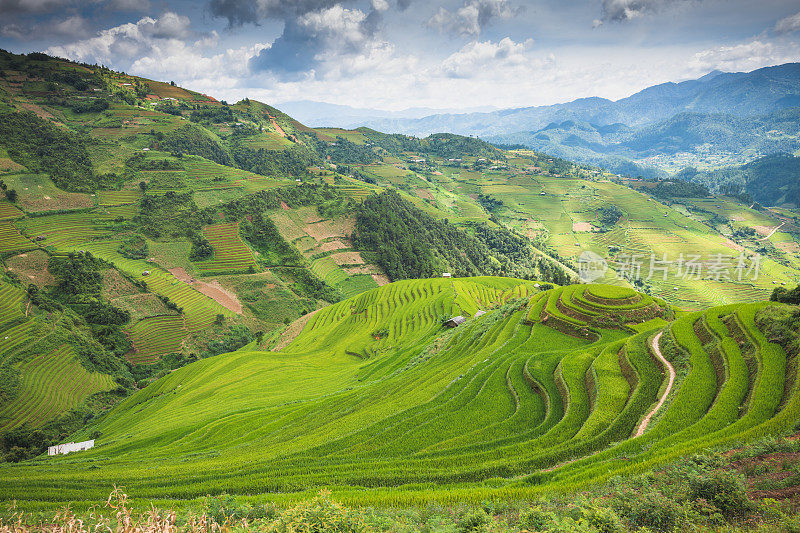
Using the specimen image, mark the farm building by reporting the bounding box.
[474,310,486,318]
[48,440,94,456]
[444,316,466,328]
[442,272,452,278]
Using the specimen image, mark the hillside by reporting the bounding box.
[2,278,799,515]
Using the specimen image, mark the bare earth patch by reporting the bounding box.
[777,241,800,253]
[272,309,320,351]
[572,222,594,232]
[0,158,25,173]
[169,267,242,313]
[415,188,434,200]
[22,193,93,212]
[371,274,391,286]
[305,217,355,242]
[331,251,366,266]
[5,250,54,288]
[730,215,745,222]
[15,100,54,120]
[102,268,140,299]
[753,225,777,237]
[315,240,349,254]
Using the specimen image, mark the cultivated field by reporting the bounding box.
[2,278,796,512]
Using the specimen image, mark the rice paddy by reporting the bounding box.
[195,222,258,275]
[2,277,796,512]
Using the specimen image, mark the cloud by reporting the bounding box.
[0,0,69,15]
[45,12,194,65]
[775,11,800,34]
[208,0,353,27]
[439,37,534,78]
[598,0,687,23]
[687,40,800,74]
[249,4,392,79]
[428,0,519,36]
[104,0,150,11]
[1,14,89,40]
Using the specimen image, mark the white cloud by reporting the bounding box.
[439,37,534,78]
[599,0,686,23]
[45,12,194,65]
[1,14,89,40]
[687,40,800,74]
[428,0,519,37]
[774,11,800,34]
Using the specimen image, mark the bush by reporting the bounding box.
[458,510,489,533]
[688,470,754,517]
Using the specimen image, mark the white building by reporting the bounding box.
[442,272,452,278]
[48,440,95,456]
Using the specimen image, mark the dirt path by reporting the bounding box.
[634,331,674,437]
[760,222,786,240]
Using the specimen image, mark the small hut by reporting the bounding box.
[442,272,452,278]
[444,316,466,328]
[474,310,486,318]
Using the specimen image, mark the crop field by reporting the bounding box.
[195,223,258,275]
[3,277,796,512]
[0,345,115,431]
[0,200,23,219]
[0,280,26,328]
[17,211,115,248]
[0,221,34,254]
[97,190,142,206]
[126,315,188,364]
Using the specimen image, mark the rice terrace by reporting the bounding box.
[2,12,800,532]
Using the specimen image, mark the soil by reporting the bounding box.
[272,309,320,351]
[6,250,54,288]
[102,268,140,299]
[415,188,434,200]
[371,274,391,286]
[168,267,243,314]
[331,251,366,266]
[572,222,594,232]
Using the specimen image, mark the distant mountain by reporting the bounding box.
[353,63,800,138]
[335,63,800,174]
[487,107,800,176]
[275,100,499,128]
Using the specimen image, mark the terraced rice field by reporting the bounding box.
[61,241,234,332]
[97,190,142,206]
[0,200,23,219]
[195,222,258,275]
[5,277,792,510]
[0,221,34,254]
[17,212,114,248]
[0,280,26,328]
[126,314,188,364]
[0,345,115,431]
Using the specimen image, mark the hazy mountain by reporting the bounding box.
[275,100,499,128]
[352,63,800,138]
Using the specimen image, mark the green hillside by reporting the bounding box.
[2,277,798,514]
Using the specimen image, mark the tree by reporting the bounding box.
[6,189,17,202]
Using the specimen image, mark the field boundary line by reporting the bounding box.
[634,331,674,437]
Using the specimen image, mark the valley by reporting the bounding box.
[0,49,800,531]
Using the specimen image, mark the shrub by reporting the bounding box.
[458,509,489,533]
[688,470,754,517]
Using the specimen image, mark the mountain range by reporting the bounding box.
[297,64,800,175]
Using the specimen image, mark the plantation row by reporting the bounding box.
[195,222,258,274]
[126,315,187,364]
[0,200,23,220]
[0,345,115,431]
[0,221,34,254]
[1,278,798,510]
[0,280,26,328]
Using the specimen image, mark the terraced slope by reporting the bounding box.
[0,345,115,431]
[195,222,258,275]
[1,279,797,512]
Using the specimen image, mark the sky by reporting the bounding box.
[1,0,800,111]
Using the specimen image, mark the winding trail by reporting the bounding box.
[760,222,786,240]
[634,331,675,437]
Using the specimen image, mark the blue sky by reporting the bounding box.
[1,0,799,111]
